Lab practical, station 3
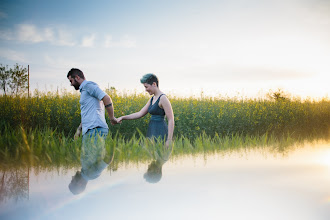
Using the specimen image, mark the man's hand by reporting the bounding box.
[110,117,118,125]
[74,125,82,140]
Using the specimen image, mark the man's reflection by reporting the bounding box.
[143,142,173,183]
[69,129,114,195]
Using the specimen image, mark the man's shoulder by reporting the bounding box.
[81,80,106,99]
[84,80,98,86]
[82,81,100,90]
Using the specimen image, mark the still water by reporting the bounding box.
[1,142,329,220]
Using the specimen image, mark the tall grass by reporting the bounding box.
[1,90,329,139]
[0,127,327,170]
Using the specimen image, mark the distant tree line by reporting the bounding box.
[0,63,28,96]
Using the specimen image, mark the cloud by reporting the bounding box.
[105,35,136,48]
[0,48,28,63]
[0,23,136,49]
[17,24,44,43]
[0,24,76,46]
[81,34,96,48]
[56,29,76,46]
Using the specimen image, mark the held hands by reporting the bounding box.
[109,116,124,125]
[117,117,123,124]
[110,117,118,125]
[110,117,123,125]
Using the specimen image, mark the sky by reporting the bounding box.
[0,0,329,99]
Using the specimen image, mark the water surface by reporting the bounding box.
[1,142,329,220]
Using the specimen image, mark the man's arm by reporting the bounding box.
[102,94,117,125]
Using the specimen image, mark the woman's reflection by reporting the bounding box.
[143,141,173,183]
[69,130,115,195]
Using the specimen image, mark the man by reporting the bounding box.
[67,68,117,194]
[67,68,117,137]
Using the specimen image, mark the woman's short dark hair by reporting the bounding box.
[140,73,159,87]
[67,68,85,79]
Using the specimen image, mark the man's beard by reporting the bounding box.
[73,79,80,90]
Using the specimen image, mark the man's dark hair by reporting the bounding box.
[67,68,85,79]
[69,171,88,195]
[140,73,159,87]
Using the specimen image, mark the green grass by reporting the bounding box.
[0,127,328,170]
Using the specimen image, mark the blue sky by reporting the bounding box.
[0,0,329,98]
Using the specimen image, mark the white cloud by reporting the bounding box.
[81,34,96,47]
[104,35,113,48]
[0,23,136,49]
[56,29,76,46]
[17,24,44,43]
[105,35,136,48]
[0,48,28,63]
[44,27,55,42]
[0,23,76,46]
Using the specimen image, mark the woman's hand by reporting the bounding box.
[165,139,172,148]
[117,116,123,124]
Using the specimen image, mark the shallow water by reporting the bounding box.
[1,142,330,220]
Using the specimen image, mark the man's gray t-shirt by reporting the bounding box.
[79,80,109,135]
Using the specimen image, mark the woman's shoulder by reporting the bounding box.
[159,94,171,107]
[158,94,167,101]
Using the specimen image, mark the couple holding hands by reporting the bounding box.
[67,68,174,146]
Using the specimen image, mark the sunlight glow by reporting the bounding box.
[317,149,330,167]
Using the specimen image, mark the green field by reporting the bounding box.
[1,90,329,139]
[1,90,329,168]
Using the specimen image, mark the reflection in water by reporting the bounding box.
[0,130,329,219]
[0,167,29,204]
[143,143,173,183]
[0,141,329,219]
[69,131,115,195]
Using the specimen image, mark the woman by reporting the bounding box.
[117,73,174,146]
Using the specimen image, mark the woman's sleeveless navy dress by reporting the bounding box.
[147,94,168,141]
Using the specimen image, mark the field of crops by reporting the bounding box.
[1,90,329,139]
